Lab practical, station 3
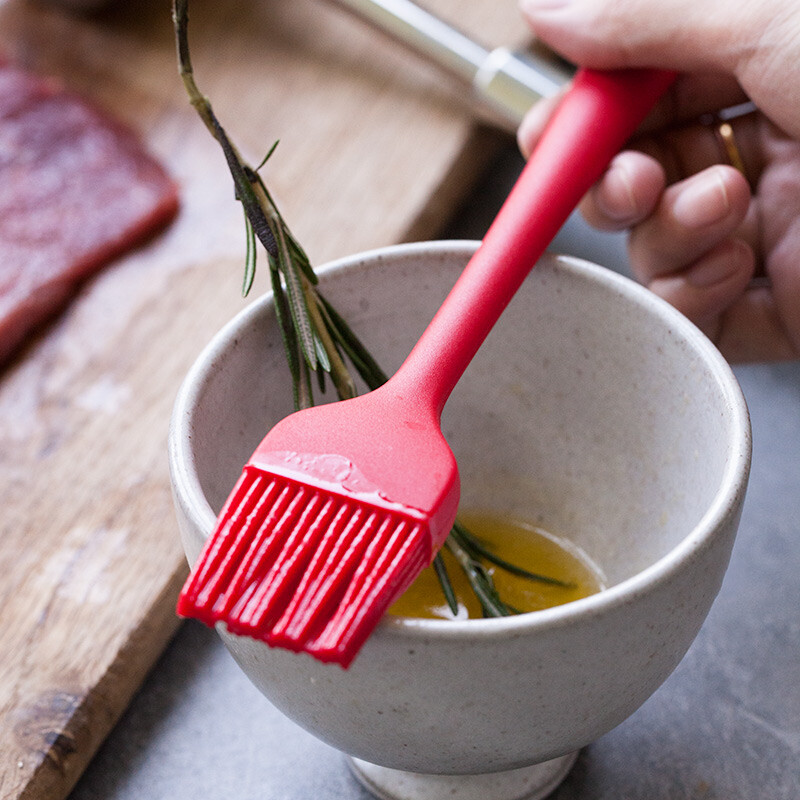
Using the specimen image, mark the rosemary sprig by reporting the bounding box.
[173,0,569,618]
[174,0,354,408]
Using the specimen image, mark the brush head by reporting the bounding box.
[177,386,460,667]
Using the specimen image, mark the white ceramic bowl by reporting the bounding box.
[169,242,751,800]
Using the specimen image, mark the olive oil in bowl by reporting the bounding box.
[389,511,604,620]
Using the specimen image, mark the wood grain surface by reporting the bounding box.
[0,1,527,797]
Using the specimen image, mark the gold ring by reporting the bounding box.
[716,121,747,175]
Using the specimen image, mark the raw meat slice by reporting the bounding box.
[0,60,179,364]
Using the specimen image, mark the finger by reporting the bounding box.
[519,0,771,75]
[638,73,750,134]
[517,89,565,158]
[628,165,752,279]
[518,81,760,226]
[519,0,800,140]
[632,110,762,187]
[715,287,800,362]
[647,238,755,340]
[579,151,665,230]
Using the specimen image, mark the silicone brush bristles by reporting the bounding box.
[177,466,429,667]
[306,516,428,665]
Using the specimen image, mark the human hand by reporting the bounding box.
[518,0,800,362]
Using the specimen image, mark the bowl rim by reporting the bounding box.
[169,240,752,642]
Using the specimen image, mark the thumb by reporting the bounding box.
[519,0,800,138]
[519,0,769,73]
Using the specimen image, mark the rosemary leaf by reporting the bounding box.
[432,553,459,617]
[297,340,314,410]
[313,334,331,373]
[302,281,356,400]
[251,171,319,287]
[269,263,301,407]
[317,294,389,390]
[316,355,327,395]
[453,520,575,589]
[445,536,514,618]
[242,211,256,297]
[273,220,317,371]
[256,140,280,171]
[217,123,280,260]
[286,235,317,285]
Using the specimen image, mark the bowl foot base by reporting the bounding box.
[347,751,578,800]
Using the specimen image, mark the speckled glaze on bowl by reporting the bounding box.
[168,242,751,800]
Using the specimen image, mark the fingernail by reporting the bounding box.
[600,160,638,221]
[517,99,551,157]
[672,168,731,229]
[520,0,571,15]
[516,108,539,158]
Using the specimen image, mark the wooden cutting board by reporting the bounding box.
[0,1,530,798]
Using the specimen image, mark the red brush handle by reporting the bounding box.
[395,67,676,414]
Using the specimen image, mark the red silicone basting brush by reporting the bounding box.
[178,68,676,667]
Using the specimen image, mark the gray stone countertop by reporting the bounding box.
[70,146,800,800]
